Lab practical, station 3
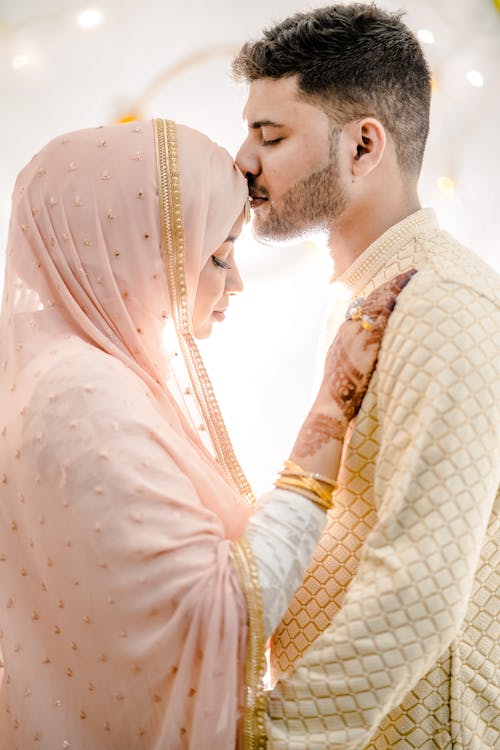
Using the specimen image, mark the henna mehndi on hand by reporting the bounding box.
[326,347,366,421]
[293,413,346,458]
[295,268,418,461]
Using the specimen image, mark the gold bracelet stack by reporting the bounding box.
[274,459,337,512]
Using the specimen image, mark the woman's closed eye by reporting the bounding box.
[212,255,232,270]
[262,137,283,147]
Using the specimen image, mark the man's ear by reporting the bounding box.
[346,118,386,177]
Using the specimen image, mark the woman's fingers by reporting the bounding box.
[347,268,418,348]
[321,269,418,422]
[364,268,418,321]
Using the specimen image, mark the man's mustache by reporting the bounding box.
[246,176,270,200]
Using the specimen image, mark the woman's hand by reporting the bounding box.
[289,269,417,475]
[320,269,417,420]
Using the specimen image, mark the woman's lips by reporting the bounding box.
[212,310,226,321]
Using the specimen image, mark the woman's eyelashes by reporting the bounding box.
[262,137,283,147]
[212,255,232,270]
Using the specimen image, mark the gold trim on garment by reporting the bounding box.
[153,118,255,507]
[231,537,268,750]
[336,208,437,292]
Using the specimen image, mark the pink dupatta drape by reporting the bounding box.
[0,120,263,749]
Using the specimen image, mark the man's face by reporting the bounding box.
[236,76,349,241]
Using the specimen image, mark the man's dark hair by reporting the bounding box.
[233,3,432,177]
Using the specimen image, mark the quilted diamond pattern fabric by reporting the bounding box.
[266,210,500,749]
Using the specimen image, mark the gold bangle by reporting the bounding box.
[275,459,338,512]
[294,474,332,506]
[283,460,338,489]
[275,477,332,512]
[275,476,333,512]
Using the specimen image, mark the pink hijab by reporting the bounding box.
[0,121,253,748]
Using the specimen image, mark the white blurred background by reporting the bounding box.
[1,0,499,494]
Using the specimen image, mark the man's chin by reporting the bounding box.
[251,209,288,241]
[251,214,310,244]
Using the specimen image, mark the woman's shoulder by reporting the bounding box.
[26,337,156,425]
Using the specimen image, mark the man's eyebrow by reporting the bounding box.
[248,119,285,129]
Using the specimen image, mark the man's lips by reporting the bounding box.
[249,195,268,209]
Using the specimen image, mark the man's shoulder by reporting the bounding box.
[375,246,500,403]
[412,229,500,308]
[385,259,500,342]
[376,231,500,369]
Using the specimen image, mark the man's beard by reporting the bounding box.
[251,142,348,242]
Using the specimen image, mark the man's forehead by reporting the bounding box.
[242,76,301,125]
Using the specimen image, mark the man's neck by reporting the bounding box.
[328,196,421,278]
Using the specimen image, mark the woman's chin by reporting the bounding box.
[193,321,213,340]
[193,311,227,340]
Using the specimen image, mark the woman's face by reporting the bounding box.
[192,212,245,339]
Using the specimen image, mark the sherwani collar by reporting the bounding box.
[336,208,438,296]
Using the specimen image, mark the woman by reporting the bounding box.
[0,119,414,749]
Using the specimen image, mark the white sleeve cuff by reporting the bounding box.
[246,489,326,637]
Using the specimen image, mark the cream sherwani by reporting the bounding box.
[266,210,500,749]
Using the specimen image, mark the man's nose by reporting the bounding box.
[236,139,260,177]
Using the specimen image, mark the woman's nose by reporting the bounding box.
[226,264,244,295]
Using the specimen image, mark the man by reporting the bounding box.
[233,4,500,748]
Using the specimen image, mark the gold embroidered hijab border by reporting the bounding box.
[231,537,268,750]
[153,118,255,506]
[154,118,266,746]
